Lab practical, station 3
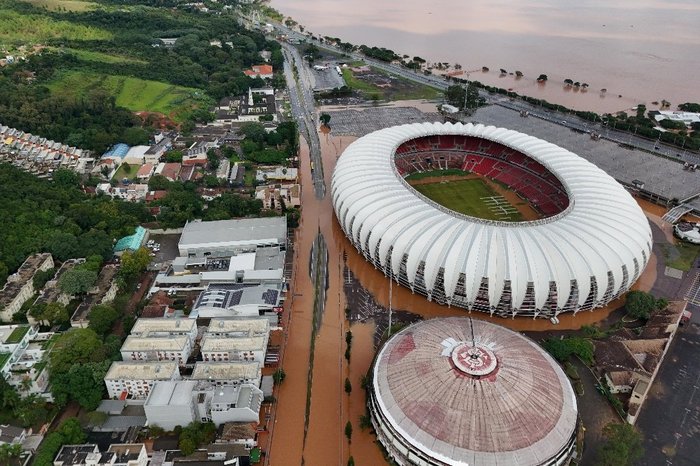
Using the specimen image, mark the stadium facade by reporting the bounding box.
[332,122,652,318]
[370,318,578,466]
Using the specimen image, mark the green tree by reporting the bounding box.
[344,421,353,442]
[595,423,644,466]
[625,290,660,320]
[273,368,286,385]
[347,456,355,466]
[319,113,331,126]
[207,149,220,170]
[49,328,105,376]
[30,301,69,327]
[445,84,466,109]
[541,337,594,365]
[119,248,152,280]
[88,304,119,336]
[179,437,197,456]
[0,443,22,463]
[58,268,98,295]
[537,74,548,82]
[345,377,352,394]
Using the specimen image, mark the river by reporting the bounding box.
[270,0,700,113]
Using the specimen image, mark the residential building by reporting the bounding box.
[136,163,154,180]
[0,325,54,399]
[255,166,298,183]
[53,443,148,466]
[594,301,686,424]
[120,336,192,365]
[255,184,301,210]
[0,424,27,445]
[122,145,150,165]
[144,380,263,429]
[191,361,262,388]
[104,361,181,400]
[243,64,273,79]
[206,318,270,338]
[130,318,198,346]
[71,264,119,328]
[155,162,181,182]
[237,88,277,122]
[0,253,54,321]
[200,335,266,363]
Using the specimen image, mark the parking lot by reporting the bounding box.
[146,233,180,266]
[326,106,440,137]
[636,321,700,465]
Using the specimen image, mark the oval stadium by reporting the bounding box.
[331,122,652,318]
[370,317,578,466]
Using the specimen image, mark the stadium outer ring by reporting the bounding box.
[331,122,653,317]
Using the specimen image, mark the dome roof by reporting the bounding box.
[331,122,652,314]
[372,317,578,465]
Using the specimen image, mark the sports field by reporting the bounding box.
[411,178,524,221]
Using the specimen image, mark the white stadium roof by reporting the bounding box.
[331,122,652,317]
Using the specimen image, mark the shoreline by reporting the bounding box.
[263,2,697,115]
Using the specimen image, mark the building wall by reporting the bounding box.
[201,348,264,364]
[120,348,191,365]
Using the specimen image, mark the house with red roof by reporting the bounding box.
[243,64,273,79]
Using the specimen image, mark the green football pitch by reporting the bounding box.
[411,178,522,221]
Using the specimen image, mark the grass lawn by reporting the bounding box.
[663,241,700,271]
[412,178,522,221]
[342,67,441,101]
[5,325,30,344]
[47,70,211,122]
[0,9,110,45]
[243,166,256,187]
[112,162,141,181]
[24,0,98,11]
[48,47,146,65]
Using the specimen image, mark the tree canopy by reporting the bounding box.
[58,268,98,295]
[595,423,644,466]
[88,304,119,336]
[625,290,665,320]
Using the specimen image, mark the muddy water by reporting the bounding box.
[272,0,700,113]
[270,126,663,465]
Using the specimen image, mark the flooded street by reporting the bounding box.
[272,0,700,112]
[270,117,664,464]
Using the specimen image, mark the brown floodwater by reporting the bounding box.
[270,124,664,465]
[272,0,700,113]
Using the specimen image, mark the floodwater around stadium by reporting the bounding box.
[271,0,700,113]
[268,125,660,465]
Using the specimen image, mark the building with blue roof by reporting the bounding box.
[102,143,131,162]
[114,226,147,255]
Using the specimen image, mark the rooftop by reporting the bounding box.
[191,362,261,381]
[373,317,577,465]
[105,361,180,380]
[121,335,189,352]
[131,318,196,335]
[114,226,147,253]
[207,318,269,335]
[200,335,265,353]
[146,380,196,407]
[179,217,287,248]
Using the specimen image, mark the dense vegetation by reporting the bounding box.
[0,164,150,286]
[0,0,284,150]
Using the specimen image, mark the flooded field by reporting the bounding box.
[269,119,665,465]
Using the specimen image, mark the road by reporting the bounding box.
[275,23,700,165]
[281,43,325,199]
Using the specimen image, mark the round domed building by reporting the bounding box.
[332,122,652,318]
[369,318,578,465]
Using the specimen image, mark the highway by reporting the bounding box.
[276,23,700,165]
[281,43,326,199]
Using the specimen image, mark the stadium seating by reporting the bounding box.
[395,135,570,217]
